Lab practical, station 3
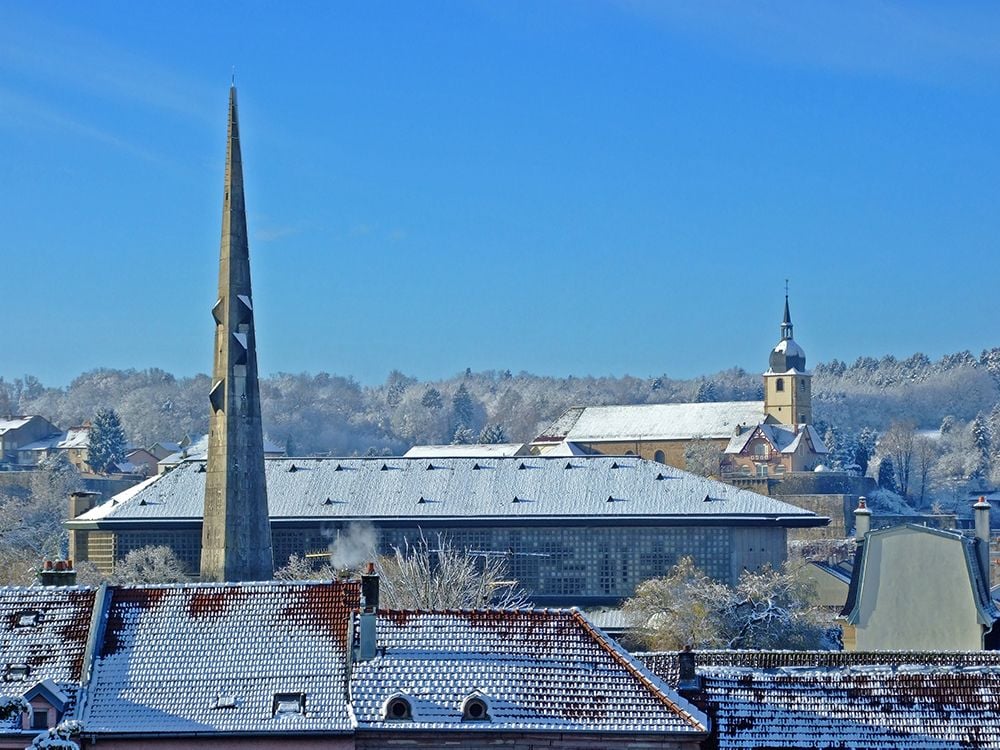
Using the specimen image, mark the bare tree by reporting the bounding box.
[880,421,917,499]
[376,534,531,610]
[624,557,837,651]
[912,435,940,507]
[684,437,721,477]
[110,546,189,585]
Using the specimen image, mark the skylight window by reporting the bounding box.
[4,663,30,681]
[15,611,41,628]
[272,692,305,717]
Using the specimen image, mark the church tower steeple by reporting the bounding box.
[763,287,812,425]
[200,85,274,582]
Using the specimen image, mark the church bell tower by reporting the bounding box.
[200,85,274,582]
[763,291,812,426]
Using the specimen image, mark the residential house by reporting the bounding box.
[116,448,158,477]
[640,649,1000,749]
[841,497,999,650]
[17,426,91,472]
[0,586,98,749]
[0,416,59,466]
[350,606,706,748]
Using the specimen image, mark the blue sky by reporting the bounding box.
[3,1,1000,386]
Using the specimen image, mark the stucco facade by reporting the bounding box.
[847,525,996,651]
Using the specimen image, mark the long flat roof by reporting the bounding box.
[68,455,827,528]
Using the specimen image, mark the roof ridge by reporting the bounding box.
[570,611,707,732]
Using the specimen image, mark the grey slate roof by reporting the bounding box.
[81,580,359,736]
[351,609,707,735]
[69,456,826,527]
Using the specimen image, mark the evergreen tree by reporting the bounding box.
[451,425,475,445]
[877,456,897,493]
[420,387,443,411]
[478,423,506,444]
[88,408,127,474]
[451,384,475,431]
[854,427,877,476]
[694,380,718,403]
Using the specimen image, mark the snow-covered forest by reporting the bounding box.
[3,347,1000,491]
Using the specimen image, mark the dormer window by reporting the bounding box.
[272,692,305,717]
[31,708,49,730]
[461,693,491,722]
[382,693,413,721]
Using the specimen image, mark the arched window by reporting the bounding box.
[654,450,666,464]
[775,378,785,392]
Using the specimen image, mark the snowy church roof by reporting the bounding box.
[69,456,826,528]
[533,402,766,444]
[351,609,707,735]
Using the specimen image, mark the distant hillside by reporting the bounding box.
[3,347,999,462]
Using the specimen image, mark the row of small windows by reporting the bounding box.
[774,377,808,392]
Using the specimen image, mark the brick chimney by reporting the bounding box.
[38,560,76,587]
[854,497,872,541]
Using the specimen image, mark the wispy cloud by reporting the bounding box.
[0,85,169,165]
[0,10,214,121]
[619,0,1000,86]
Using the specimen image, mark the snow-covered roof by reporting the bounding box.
[81,580,359,735]
[641,650,1000,749]
[0,586,97,731]
[19,427,90,452]
[157,433,283,467]
[350,609,706,735]
[0,417,35,434]
[534,402,766,444]
[403,443,526,458]
[725,423,829,455]
[771,337,805,359]
[70,456,826,527]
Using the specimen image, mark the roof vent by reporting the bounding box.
[197,464,206,473]
[334,463,344,471]
[426,463,435,470]
[139,499,147,506]
[565,462,576,469]
[512,495,524,503]
[607,495,622,503]
[518,462,528,470]
[382,693,413,721]
[418,496,427,504]
[703,494,713,503]
[323,497,334,505]
[611,461,620,469]
[461,693,491,722]
[472,463,481,470]
[380,463,390,471]
[213,694,238,710]
[655,473,666,481]
[272,692,305,717]
[288,464,298,472]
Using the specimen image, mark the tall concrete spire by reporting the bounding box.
[200,85,274,582]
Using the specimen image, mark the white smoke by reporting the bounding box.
[329,522,378,570]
